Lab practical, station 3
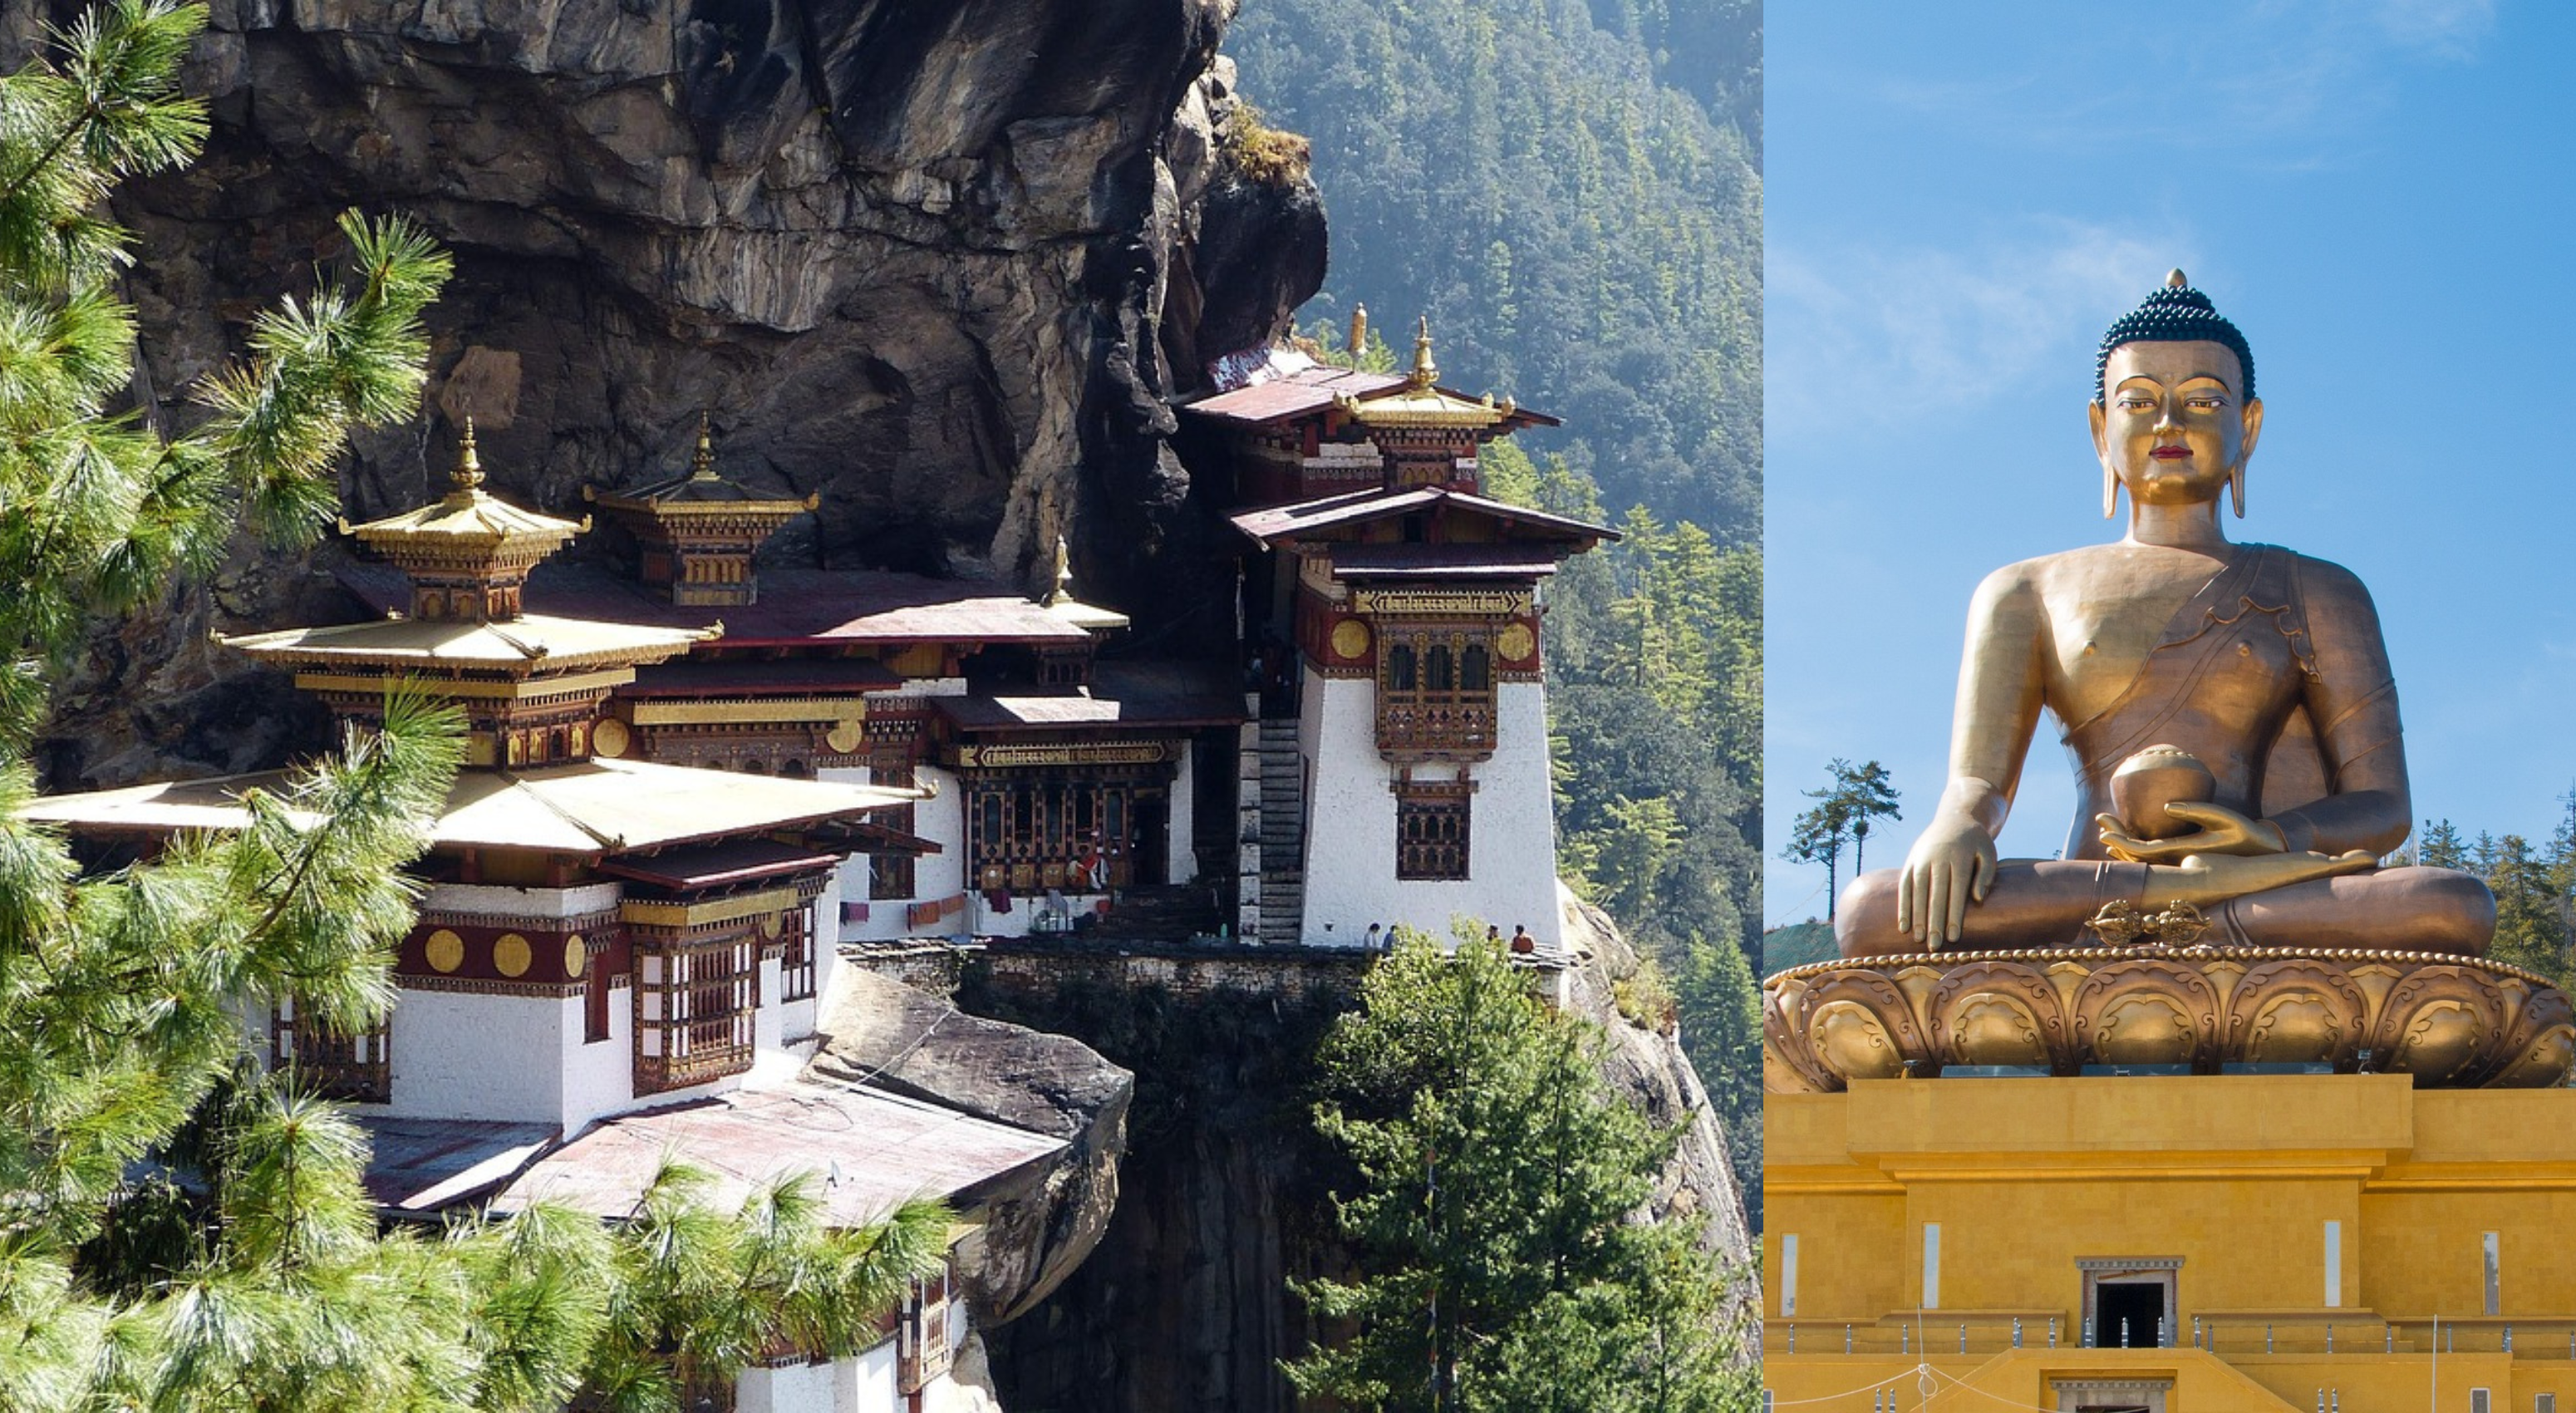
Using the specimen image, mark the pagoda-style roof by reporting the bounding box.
[21,757,922,858]
[342,420,586,574]
[587,416,817,519]
[1228,485,1616,550]
[223,613,712,676]
[1180,327,1558,431]
[342,563,1102,648]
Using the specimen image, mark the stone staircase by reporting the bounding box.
[1255,716,1305,944]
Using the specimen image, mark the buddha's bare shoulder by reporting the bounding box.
[1974,544,2127,598]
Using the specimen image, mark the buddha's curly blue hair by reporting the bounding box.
[2095,280,2254,405]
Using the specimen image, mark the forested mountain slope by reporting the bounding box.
[1230,0,1762,539]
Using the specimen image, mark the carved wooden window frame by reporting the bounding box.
[269,997,391,1104]
[776,901,818,1004]
[966,771,1141,893]
[1375,622,1498,756]
[1394,778,1475,881]
[632,922,760,1095]
[870,758,919,902]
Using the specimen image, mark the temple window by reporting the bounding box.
[585,945,613,1044]
[1377,626,1498,756]
[1394,780,1473,880]
[871,760,918,901]
[269,997,391,1104]
[776,903,817,1003]
[897,1263,956,1395]
[966,773,1149,893]
[632,923,760,1094]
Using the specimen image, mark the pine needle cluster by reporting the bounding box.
[0,5,950,1406]
[1289,925,1753,1413]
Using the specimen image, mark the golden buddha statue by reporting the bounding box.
[1835,273,2495,958]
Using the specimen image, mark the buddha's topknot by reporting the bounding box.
[2094,269,2254,405]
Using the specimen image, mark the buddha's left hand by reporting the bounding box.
[2097,801,2290,864]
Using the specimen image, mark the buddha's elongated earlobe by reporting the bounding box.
[2104,462,2120,519]
[2229,464,2245,519]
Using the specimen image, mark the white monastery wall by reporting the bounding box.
[1298,673,1561,950]
[384,990,567,1124]
[826,761,967,943]
[1168,746,1197,884]
[418,880,622,918]
[558,987,632,1131]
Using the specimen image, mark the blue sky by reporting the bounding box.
[1763,0,2576,926]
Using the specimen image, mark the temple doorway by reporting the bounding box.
[2096,1282,2163,1348]
[1133,793,1168,887]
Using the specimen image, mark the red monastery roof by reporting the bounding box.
[1228,486,1615,548]
[492,1083,1064,1228]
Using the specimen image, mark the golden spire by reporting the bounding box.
[690,411,719,481]
[451,416,485,493]
[2166,268,2189,288]
[1047,534,1074,607]
[1349,303,1368,366]
[1409,315,1438,388]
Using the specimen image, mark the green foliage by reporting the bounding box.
[1290,926,1751,1412]
[2407,810,2574,987]
[1672,933,1760,1232]
[1231,0,1762,536]
[1219,99,1315,189]
[0,7,946,1405]
[1782,758,1902,922]
[1482,448,1760,1226]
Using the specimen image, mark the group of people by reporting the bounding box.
[1356,922,1537,954]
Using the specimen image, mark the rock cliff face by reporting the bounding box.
[953,925,1753,1413]
[22,0,1324,787]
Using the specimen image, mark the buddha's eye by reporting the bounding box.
[2185,396,2224,411]
[2118,398,2154,412]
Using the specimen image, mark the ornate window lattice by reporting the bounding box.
[870,759,918,902]
[966,774,1139,893]
[897,1264,955,1395]
[632,923,760,1095]
[269,997,391,1104]
[1377,624,1497,756]
[776,902,817,1003]
[1395,780,1474,881]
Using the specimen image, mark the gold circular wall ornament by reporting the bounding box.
[1330,618,1372,659]
[827,719,864,754]
[1497,622,1537,662]
[592,717,631,758]
[494,933,532,978]
[425,929,464,974]
[563,934,587,977]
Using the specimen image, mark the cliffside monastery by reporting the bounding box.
[22,316,1610,1411]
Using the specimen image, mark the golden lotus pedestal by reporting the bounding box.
[1762,944,2576,1091]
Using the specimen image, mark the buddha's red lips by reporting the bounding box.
[2150,446,2191,460]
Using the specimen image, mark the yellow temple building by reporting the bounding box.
[1766,1067,2576,1413]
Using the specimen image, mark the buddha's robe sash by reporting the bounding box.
[2055,544,2390,861]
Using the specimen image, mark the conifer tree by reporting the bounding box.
[1289,925,1749,1412]
[0,5,946,1406]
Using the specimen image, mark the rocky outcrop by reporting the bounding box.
[26,0,1325,788]
[1557,889,1755,1264]
[953,924,1752,1413]
[809,967,1132,1326]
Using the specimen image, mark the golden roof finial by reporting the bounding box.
[452,416,484,493]
[2166,268,2189,289]
[690,411,719,481]
[1409,315,1438,388]
[1349,303,1368,367]
[1047,534,1074,607]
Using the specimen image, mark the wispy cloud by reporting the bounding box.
[1834,1,2495,160]
[1767,222,2185,438]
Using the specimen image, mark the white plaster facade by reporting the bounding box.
[733,1287,980,1413]
[1295,667,1561,950]
[361,881,839,1133]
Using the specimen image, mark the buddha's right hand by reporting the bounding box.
[1898,817,1998,947]
[2151,848,2377,907]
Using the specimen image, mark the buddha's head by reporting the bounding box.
[2089,271,2265,519]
